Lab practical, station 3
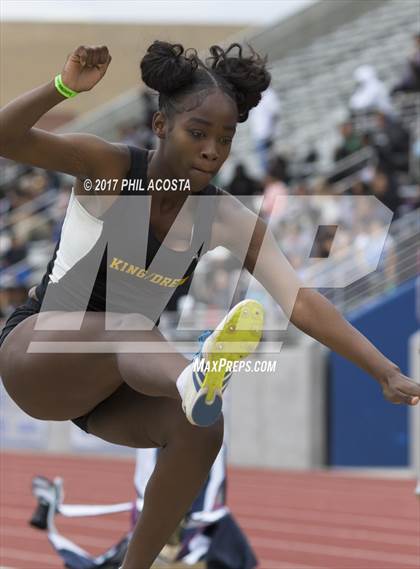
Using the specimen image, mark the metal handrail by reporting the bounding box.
[0,258,32,287]
[328,254,418,301]
[389,210,420,239]
[0,188,59,231]
[321,247,418,312]
[336,245,418,296]
[332,273,417,313]
[302,232,418,287]
[297,204,419,312]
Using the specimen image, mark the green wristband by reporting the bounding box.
[54,74,78,98]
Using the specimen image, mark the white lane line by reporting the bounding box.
[0,548,57,563]
[1,526,113,549]
[259,560,321,569]
[252,536,420,566]
[239,516,419,545]
[233,503,418,531]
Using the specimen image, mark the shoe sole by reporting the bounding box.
[189,299,264,426]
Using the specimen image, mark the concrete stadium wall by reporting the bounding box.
[228,339,328,469]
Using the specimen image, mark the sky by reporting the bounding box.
[1,0,317,25]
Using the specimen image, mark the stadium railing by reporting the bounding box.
[301,208,419,314]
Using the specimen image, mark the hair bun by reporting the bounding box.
[141,40,199,94]
[208,43,271,122]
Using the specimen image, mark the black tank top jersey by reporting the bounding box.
[34,146,220,323]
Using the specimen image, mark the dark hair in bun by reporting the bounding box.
[140,40,271,123]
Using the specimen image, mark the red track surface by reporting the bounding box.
[1,452,419,569]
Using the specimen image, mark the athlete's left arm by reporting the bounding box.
[212,191,420,405]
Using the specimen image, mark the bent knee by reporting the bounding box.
[178,413,224,453]
[202,415,224,450]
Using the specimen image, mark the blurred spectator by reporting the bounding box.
[412,137,420,182]
[329,121,364,183]
[299,147,320,178]
[260,173,288,224]
[0,286,29,320]
[248,87,281,176]
[334,121,363,162]
[350,65,394,116]
[227,164,262,198]
[372,111,410,174]
[268,153,290,184]
[304,148,319,165]
[280,221,313,268]
[9,206,53,242]
[272,180,318,236]
[346,179,370,196]
[19,171,50,199]
[2,232,27,268]
[395,183,420,216]
[371,168,401,216]
[354,218,397,291]
[391,33,420,95]
[292,181,310,197]
[51,185,72,241]
[311,178,343,225]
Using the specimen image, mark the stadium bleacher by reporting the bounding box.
[233,0,419,169]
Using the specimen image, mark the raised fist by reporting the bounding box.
[61,45,112,93]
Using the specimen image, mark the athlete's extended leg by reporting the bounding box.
[0,310,187,421]
[0,310,223,568]
[82,383,224,569]
[0,302,262,567]
[0,300,263,424]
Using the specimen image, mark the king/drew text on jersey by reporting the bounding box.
[109,257,190,288]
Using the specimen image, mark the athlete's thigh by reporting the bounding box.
[0,310,168,421]
[85,383,188,449]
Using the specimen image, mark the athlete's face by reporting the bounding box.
[154,89,238,192]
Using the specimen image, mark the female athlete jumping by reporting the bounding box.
[0,41,419,569]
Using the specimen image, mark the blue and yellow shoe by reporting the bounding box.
[183,299,264,427]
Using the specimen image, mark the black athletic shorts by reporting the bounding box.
[0,296,41,348]
[0,298,98,434]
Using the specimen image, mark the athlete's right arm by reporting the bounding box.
[0,46,127,181]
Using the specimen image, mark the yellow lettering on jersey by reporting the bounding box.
[136,268,148,278]
[150,274,163,284]
[110,257,123,270]
[126,264,139,275]
[170,279,181,288]
[109,257,191,288]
